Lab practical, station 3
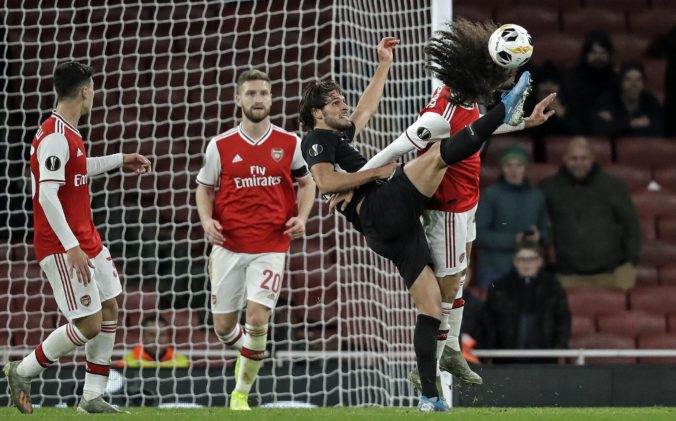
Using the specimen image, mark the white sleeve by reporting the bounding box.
[291,136,310,179]
[196,138,221,187]
[360,112,450,171]
[37,133,70,184]
[493,121,525,134]
[39,182,79,251]
[87,153,123,176]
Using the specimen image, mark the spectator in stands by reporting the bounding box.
[480,240,570,360]
[524,61,583,140]
[476,145,550,288]
[116,316,189,368]
[564,31,618,134]
[662,25,676,136]
[590,61,664,137]
[538,137,641,290]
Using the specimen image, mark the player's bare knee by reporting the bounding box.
[246,309,271,326]
[100,298,118,320]
[73,311,103,339]
[213,313,239,337]
[438,273,462,302]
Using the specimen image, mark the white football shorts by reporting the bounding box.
[39,246,122,321]
[209,245,286,313]
[423,204,477,277]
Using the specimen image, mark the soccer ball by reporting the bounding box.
[488,24,533,69]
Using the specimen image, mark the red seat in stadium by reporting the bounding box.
[605,164,651,193]
[518,0,580,7]
[658,217,676,242]
[639,216,657,241]
[597,311,666,337]
[636,265,659,285]
[530,33,581,67]
[561,8,627,37]
[639,240,676,268]
[571,315,595,336]
[483,136,533,166]
[643,59,667,102]
[122,290,161,327]
[637,333,676,364]
[610,33,650,64]
[629,10,676,38]
[632,191,676,220]
[289,269,339,324]
[455,0,510,9]
[494,6,560,38]
[454,5,493,22]
[616,137,676,168]
[545,136,611,165]
[654,166,676,191]
[566,287,626,318]
[527,163,558,185]
[569,333,636,364]
[585,0,649,13]
[9,313,54,347]
[480,165,501,188]
[629,286,676,315]
[660,264,676,286]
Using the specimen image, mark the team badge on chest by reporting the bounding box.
[271,148,284,162]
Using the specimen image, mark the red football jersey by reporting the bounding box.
[419,85,481,212]
[196,124,308,253]
[30,112,103,260]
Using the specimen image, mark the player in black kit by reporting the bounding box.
[300,37,531,412]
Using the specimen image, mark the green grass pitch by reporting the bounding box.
[0,407,675,420]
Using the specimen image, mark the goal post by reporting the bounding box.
[1,0,438,407]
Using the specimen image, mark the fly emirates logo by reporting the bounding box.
[234,165,281,189]
[74,174,88,187]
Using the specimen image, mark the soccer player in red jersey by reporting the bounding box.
[3,61,151,414]
[195,69,316,411]
[360,20,556,396]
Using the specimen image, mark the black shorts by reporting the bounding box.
[357,166,434,288]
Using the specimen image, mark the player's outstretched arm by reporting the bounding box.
[86,152,151,176]
[310,162,397,195]
[283,174,316,239]
[196,184,224,245]
[122,153,152,174]
[350,37,400,138]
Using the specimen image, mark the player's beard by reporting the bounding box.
[324,114,351,131]
[242,105,270,123]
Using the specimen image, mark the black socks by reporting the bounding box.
[440,102,506,165]
[414,314,441,399]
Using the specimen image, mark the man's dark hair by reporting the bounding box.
[425,19,516,105]
[515,239,542,256]
[579,30,614,67]
[619,60,646,83]
[299,79,342,131]
[236,69,271,93]
[141,315,169,328]
[53,61,93,100]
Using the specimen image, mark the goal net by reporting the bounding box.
[1,0,435,408]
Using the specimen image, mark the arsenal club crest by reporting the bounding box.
[80,295,91,307]
[271,148,284,162]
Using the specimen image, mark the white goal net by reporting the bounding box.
[1,0,434,408]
